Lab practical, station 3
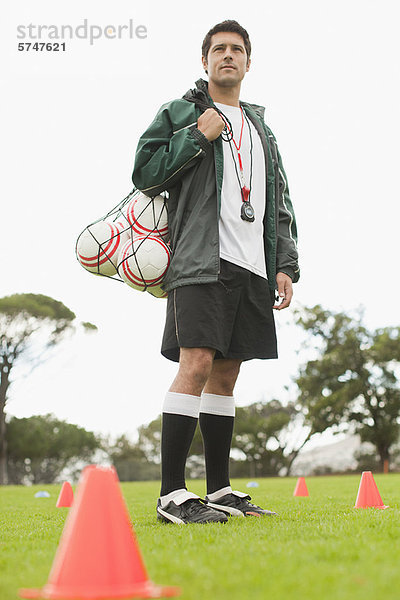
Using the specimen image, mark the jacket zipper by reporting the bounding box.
[242,106,274,284]
[269,135,280,239]
[213,144,221,276]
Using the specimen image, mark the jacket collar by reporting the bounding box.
[183,78,266,121]
[182,78,214,111]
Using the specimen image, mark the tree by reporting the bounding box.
[295,305,400,471]
[0,293,97,484]
[6,414,101,484]
[231,400,308,477]
[136,416,162,464]
[106,434,160,481]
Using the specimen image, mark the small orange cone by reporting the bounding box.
[354,471,388,509]
[293,477,309,497]
[56,482,74,508]
[19,465,181,599]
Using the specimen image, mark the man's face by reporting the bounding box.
[202,31,250,88]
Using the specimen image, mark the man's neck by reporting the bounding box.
[207,80,241,107]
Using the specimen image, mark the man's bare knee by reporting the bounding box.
[204,359,242,396]
[170,347,215,395]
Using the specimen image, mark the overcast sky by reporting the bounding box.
[2,0,399,448]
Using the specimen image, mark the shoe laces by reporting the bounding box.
[231,494,259,510]
[185,498,211,515]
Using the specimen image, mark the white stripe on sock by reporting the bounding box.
[206,486,233,501]
[200,393,235,417]
[160,488,199,508]
[163,391,201,418]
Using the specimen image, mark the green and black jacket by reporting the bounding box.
[132,78,300,297]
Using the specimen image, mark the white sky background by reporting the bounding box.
[1,0,399,448]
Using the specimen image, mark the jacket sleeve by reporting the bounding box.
[132,101,211,196]
[270,131,300,283]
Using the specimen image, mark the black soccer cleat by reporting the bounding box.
[204,490,277,517]
[157,491,228,525]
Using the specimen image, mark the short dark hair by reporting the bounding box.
[202,20,251,64]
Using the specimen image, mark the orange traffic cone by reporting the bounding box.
[293,477,309,497]
[354,471,388,509]
[56,482,74,508]
[19,465,181,599]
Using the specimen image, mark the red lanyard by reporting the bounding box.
[223,107,250,203]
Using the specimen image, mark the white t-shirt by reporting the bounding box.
[215,102,267,280]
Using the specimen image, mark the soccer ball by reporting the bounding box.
[76,221,129,277]
[117,235,170,291]
[125,193,168,240]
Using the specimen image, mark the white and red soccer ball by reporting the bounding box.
[125,194,168,240]
[117,235,170,295]
[76,221,129,277]
[77,193,170,297]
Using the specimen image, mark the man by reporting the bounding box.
[132,20,299,524]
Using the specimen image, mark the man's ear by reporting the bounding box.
[202,55,208,75]
[246,57,251,73]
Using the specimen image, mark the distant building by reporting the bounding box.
[290,435,375,475]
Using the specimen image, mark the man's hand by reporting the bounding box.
[273,272,293,310]
[197,108,225,141]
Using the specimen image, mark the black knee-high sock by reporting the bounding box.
[199,412,234,495]
[160,413,198,496]
[160,392,201,497]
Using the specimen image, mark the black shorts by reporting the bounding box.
[161,259,278,363]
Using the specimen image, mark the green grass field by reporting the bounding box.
[1,474,400,600]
